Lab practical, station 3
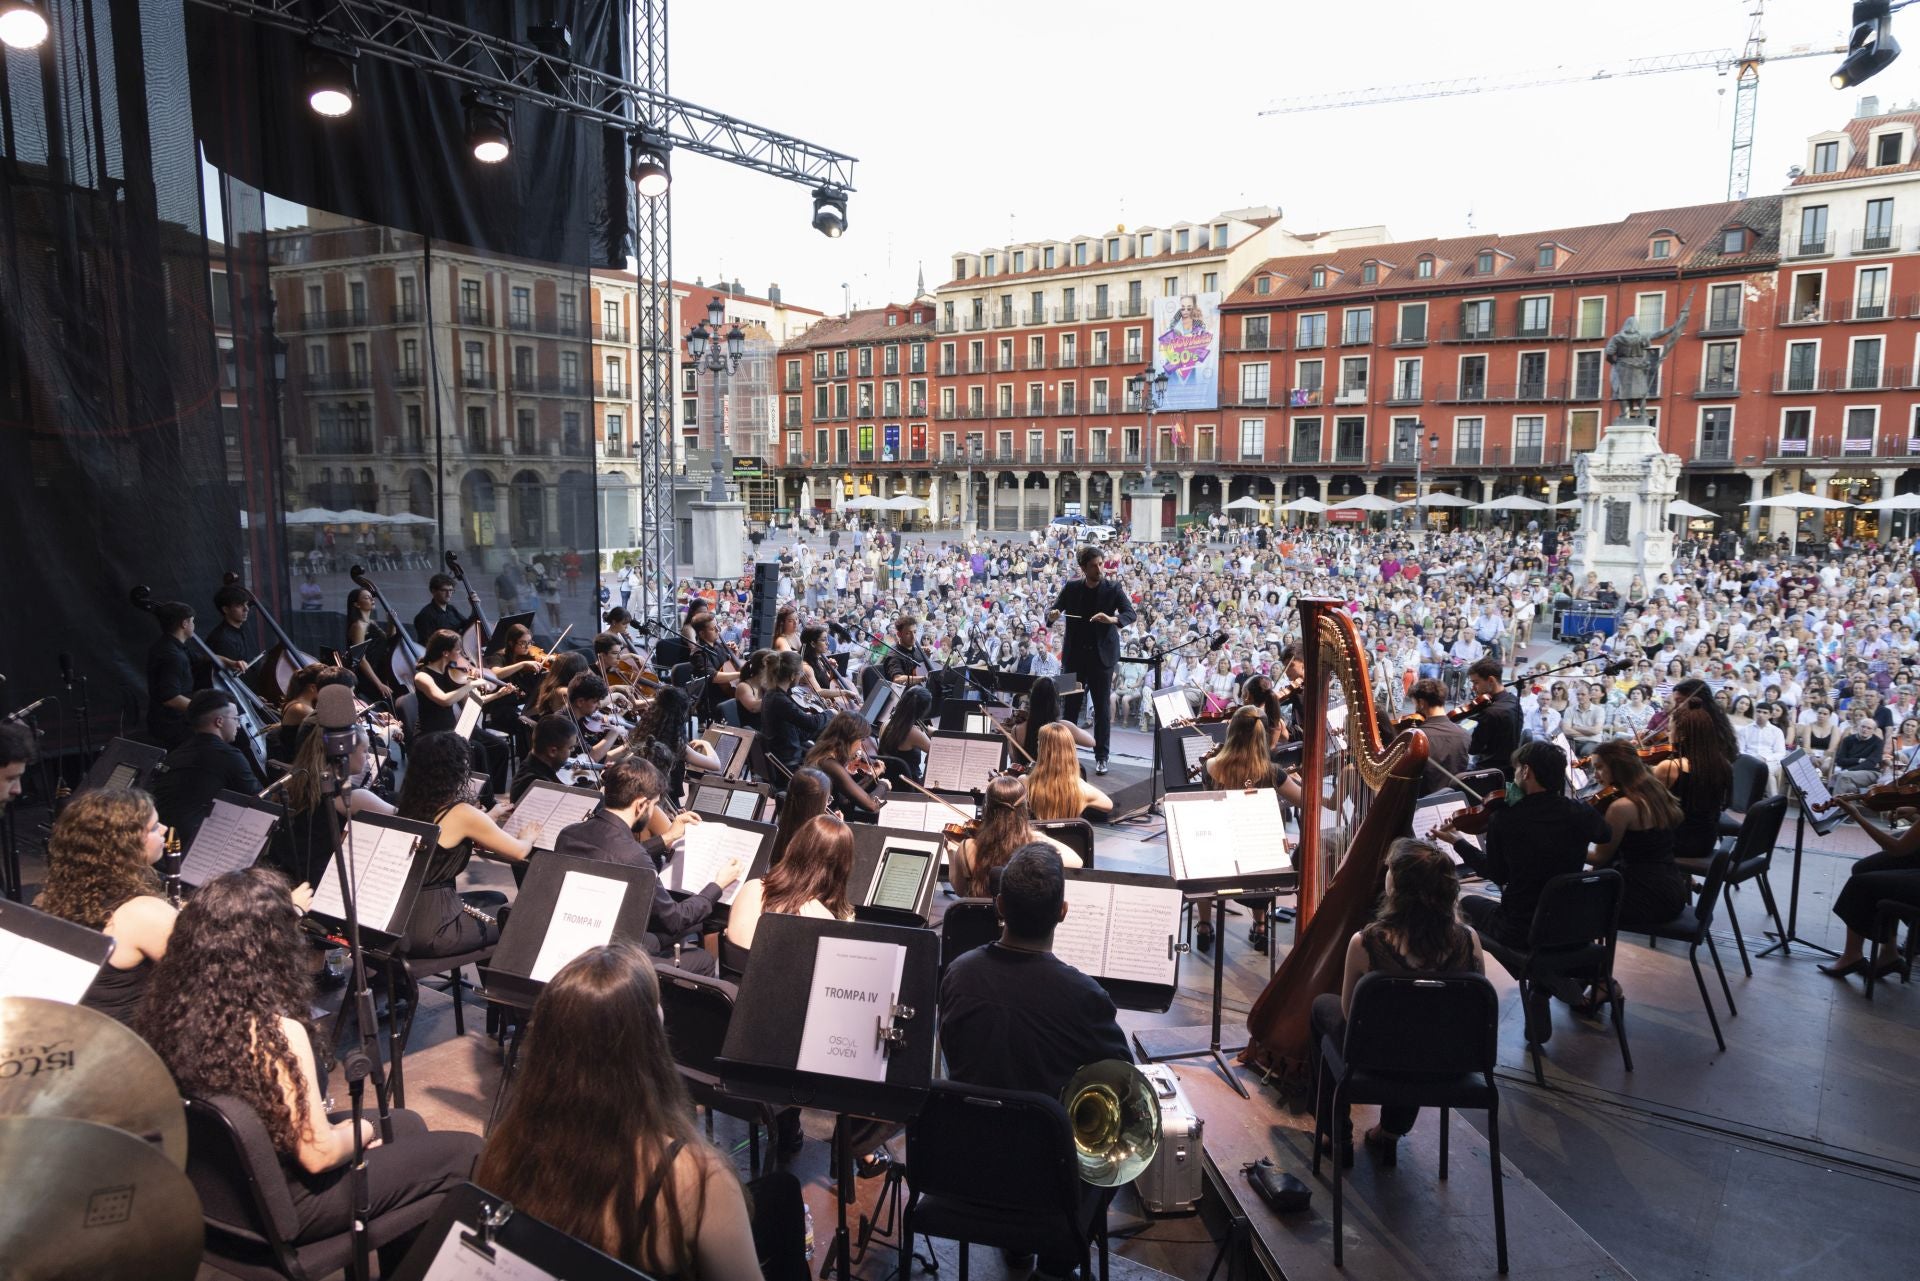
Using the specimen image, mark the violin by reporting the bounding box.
[1445,692,1494,722]
[1572,743,1674,770]
[1443,790,1509,837]
[942,818,981,843]
[1587,784,1622,812]
[1815,766,1920,816]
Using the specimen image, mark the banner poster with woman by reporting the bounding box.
[1151,290,1222,411]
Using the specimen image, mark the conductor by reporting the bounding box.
[1045,544,1136,774]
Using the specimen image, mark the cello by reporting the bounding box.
[130,585,275,778]
[222,570,314,705]
[442,550,492,670]
[1241,598,1428,1088]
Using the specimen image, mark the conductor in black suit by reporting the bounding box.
[1045,545,1136,774]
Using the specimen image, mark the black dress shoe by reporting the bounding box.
[1094,759,1109,775]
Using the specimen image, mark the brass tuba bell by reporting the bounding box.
[1061,1059,1161,1187]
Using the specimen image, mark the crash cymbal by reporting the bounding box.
[0,1115,202,1280]
[0,997,186,1168]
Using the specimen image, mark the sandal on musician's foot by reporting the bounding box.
[1195,923,1215,955]
[1318,1128,1356,1169]
[856,1148,892,1179]
[1249,925,1270,954]
[1362,1126,1400,1167]
[1819,958,1869,979]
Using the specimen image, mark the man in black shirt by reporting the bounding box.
[0,723,34,815]
[197,584,255,689]
[550,758,729,976]
[940,843,1130,1277]
[150,690,263,850]
[1045,545,1137,773]
[1435,741,1608,1042]
[1408,678,1469,796]
[511,715,577,803]
[146,600,197,749]
[1464,657,1521,781]
[684,613,739,721]
[879,615,929,686]
[412,572,477,645]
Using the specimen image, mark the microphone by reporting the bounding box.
[1209,632,1231,651]
[58,653,73,689]
[2,697,51,722]
[315,684,360,762]
[258,768,307,800]
[1603,658,1635,675]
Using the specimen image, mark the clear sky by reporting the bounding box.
[664,0,1917,313]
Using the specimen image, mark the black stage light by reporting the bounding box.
[630,131,671,198]
[0,0,50,51]
[811,185,848,238]
[304,39,358,118]
[528,21,571,93]
[464,91,513,164]
[1832,1,1901,89]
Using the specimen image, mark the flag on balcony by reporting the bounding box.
[1779,438,1808,455]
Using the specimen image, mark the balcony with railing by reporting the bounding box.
[964,314,988,332]
[1778,299,1829,326]
[1851,225,1902,255]
[1295,333,1327,351]
[994,308,1016,329]
[936,316,960,334]
[1698,306,1745,336]
[1122,299,1149,318]
[1340,326,1374,348]
[1389,326,1430,347]
[455,305,494,327]
[1790,231,1832,259]
[1432,379,1566,404]
[1437,319,1570,343]
[1839,295,1896,323]
[302,370,375,391]
[1230,332,1279,353]
[1382,379,1423,406]
[1694,372,1741,398]
[390,303,422,324]
[1059,304,1079,323]
[293,307,372,331]
[1088,302,1113,321]
[1766,431,1920,463]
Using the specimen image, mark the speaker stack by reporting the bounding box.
[748,562,781,653]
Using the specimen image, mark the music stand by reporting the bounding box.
[687,776,778,824]
[860,680,899,733]
[390,1182,660,1281]
[305,813,438,953]
[662,815,775,924]
[1056,867,1184,1014]
[177,791,283,891]
[847,824,942,924]
[701,726,757,781]
[1155,724,1224,798]
[1757,748,1843,960]
[74,738,166,798]
[1131,789,1297,1098]
[0,899,114,1003]
[920,730,1006,794]
[501,780,603,852]
[716,914,939,1281]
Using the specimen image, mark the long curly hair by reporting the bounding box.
[476,945,725,1277]
[38,788,163,930]
[396,731,475,822]
[138,868,316,1155]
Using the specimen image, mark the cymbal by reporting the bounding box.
[0,1115,202,1280]
[0,997,186,1168]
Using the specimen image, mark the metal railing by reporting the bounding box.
[1695,374,1740,397]
[1790,233,1832,258]
[1851,225,1901,255]
[1431,379,1567,404]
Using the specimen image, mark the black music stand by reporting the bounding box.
[0,899,114,1004]
[1757,748,1843,960]
[920,730,1007,794]
[1058,867,1184,1014]
[688,776,778,824]
[662,815,775,930]
[177,791,283,892]
[476,854,658,1129]
[1131,789,1297,1098]
[847,824,943,925]
[716,915,939,1281]
[74,737,166,798]
[1155,724,1226,798]
[390,1182,660,1281]
[1117,633,1217,821]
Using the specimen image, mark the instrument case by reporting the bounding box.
[1134,1062,1204,1214]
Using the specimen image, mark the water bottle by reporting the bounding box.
[802,1204,815,1262]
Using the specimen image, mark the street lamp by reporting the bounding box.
[1125,365,1170,488]
[686,296,746,502]
[1412,423,1439,540]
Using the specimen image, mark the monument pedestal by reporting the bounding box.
[689,498,748,582]
[1128,484,1168,544]
[1569,417,1679,593]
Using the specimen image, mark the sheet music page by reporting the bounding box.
[528,869,629,983]
[709,733,742,774]
[1104,883,1180,985]
[503,783,601,851]
[0,932,105,1004]
[1165,792,1290,883]
[1052,880,1113,977]
[418,1224,554,1281]
[185,798,275,883]
[924,737,1003,791]
[105,764,138,791]
[795,936,907,1083]
[1412,795,1467,841]
[869,843,935,912]
[870,800,939,833]
[1179,733,1212,779]
[724,789,763,820]
[454,696,483,740]
[310,821,419,932]
[1152,690,1192,729]
[1783,750,1833,813]
[690,785,729,816]
[669,823,759,905]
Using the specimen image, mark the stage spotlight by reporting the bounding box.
[811,185,848,239]
[1832,1,1900,89]
[464,92,513,165]
[528,21,571,93]
[0,0,50,51]
[630,131,671,198]
[304,40,358,118]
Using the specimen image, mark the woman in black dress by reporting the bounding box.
[1653,698,1735,870]
[393,732,537,957]
[1588,739,1689,930]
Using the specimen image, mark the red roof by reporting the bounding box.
[1790,110,1920,185]
[786,305,934,350]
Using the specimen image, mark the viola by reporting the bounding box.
[1445,692,1494,722]
[1444,790,1509,837]
[942,819,981,843]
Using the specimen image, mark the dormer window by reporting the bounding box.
[1720,227,1747,254]
[1416,256,1434,279]
[1012,250,1026,272]
[1875,132,1904,166]
[1074,242,1089,266]
[1650,238,1671,260]
[1140,233,1154,255]
[1043,246,1056,269]
[953,258,968,280]
[1475,250,1495,274]
[1255,276,1271,295]
[1177,229,1190,252]
[1361,262,1378,284]
[1813,140,1839,174]
[1536,246,1555,269]
[1310,267,1327,288]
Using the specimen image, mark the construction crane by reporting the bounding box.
[1259,2,1842,200]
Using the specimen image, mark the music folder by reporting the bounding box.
[477,854,657,1011]
[390,1182,654,1281]
[0,900,114,1005]
[1162,789,1297,897]
[180,791,283,889]
[921,730,1007,794]
[860,679,898,732]
[1411,790,1470,863]
[715,914,939,1122]
[1053,868,1184,1013]
[687,777,777,824]
[1157,724,1225,795]
[304,812,438,949]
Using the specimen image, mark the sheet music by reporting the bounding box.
[503,782,601,851]
[689,784,729,816]
[184,798,276,884]
[528,870,629,983]
[418,1224,552,1281]
[795,936,907,1083]
[1152,690,1192,729]
[1178,732,1212,780]
[1412,793,1468,841]
[873,798,971,834]
[724,789,763,820]
[0,932,105,1005]
[1782,749,1834,816]
[105,764,138,791]
[1550,734,1590,792]
[922,735,1003,793]
[1052,879,1180,987]
[454,696,483,740]
[1164,791,1291,884]
[869,845,934,912]
[309,820,419,933]
[667,823,760,905]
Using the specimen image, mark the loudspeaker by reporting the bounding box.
[749,563,781,653]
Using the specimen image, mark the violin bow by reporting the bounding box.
[897,775,976,822]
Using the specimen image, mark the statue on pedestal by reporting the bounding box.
[1604,290,1692,420]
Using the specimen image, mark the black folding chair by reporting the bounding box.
[1715,754,1771,843]
[1511,870,1630,1085]
[1644,850,1738,1051]
[939,898,1001,981]
[657,965,780,1176]
[1312,973,1507,1273]
[1034,817,1096,870]
[1683,795,1788,977]
[1867,899,1920,1001]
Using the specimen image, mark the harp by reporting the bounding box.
[1242,598,1428,1085]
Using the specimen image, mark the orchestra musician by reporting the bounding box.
[1464,657,1522,781]
[1405,678,1469,795]
[947,775,1078,898]
[412,571,478,644]
[633,686,721,800]
[800,625,858,704]
[763,652,828,776]
[803,712,890,818]
[1817,792,1920,981]
[145,599,197,749]
[1192,706,1284,955]
[1239,673,1294,749]
[731,649,773,730]
[344,587,395,703]
[1045,544,1136,775]
[1586,740,1690,933]
[880,615,930,687]
[876,685,934,782]
[0,722,33,815]
[1650,697,1735,870]
[149,690,263,850]
[1026,722,1112,822]
[271,719,395,890]
[511,715,578,803]
[686,613,740,721]
[413,630,517,736]
[529,652,590,717]
[198,583,254,685]
[767,767,833,868]
[37,788,180,1025]
[1010,675,1093,763]
[393,732,534,956]
[601,605,639,651]
[724,813,855,953]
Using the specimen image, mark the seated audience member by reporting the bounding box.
[767,767,833,868]
[475,945,771,1280]
[947,774,1079,898]
[1026,721,1112,822]
[1310,839,1485,1166]
[149,689,263,850]
[1830,708,1886,796]
[37,788,181,1024]
[141,869,479,1269]
[551,757,732,977]
[938,843,1130,1281]
[725,814,854,952]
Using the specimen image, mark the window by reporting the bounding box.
[1091,331,1107,363]
[1576,297,1605,340]
[1091,378,1109,412]
[401,338,419,376]
[560,351,580,390]
[1459,354,1488,399]
[1243,315,1270,350]
[1518,296,1550,336]
[602,298,620,335]
[1416,256,1434,279]
[953,258,969,281]
[1397,302,1427,343]
[460,278,482,319]
[515,408,536,452]
[858,384,874,416]
[462,341,484,383]
[1476,250,1495,274]
[1536,245,1554,269]
[1864,199,1896,252]
[1238,418,1265,460]
[1297,313,1327,349]
[1460,299,1494,339]
[813,351,829,377]
[1127,280,1144,314]
[557,291,577,332]
[604,355,623,394]
[834,350,848,376]
[1779,408,1813,455]
[1025,383,1043,413]
[985,254,997,275]
[998,338,1013,372]
[939,387,955,417]
[1800,205,1829,254]
[1202,272,1217,292]
[1240,363,1271,404]
[1341,307,1373,346]
[1573,350,1603,399]
[1650,238,1671,260]
[1012,250,1025,272]
[1391,418,1424,462]
[405,404,423,448]
[1213,225,1228,249]
[1177,229,1190,253]
[1517,351,1547,397]
[1721,228,1745,254]
[1856,266,1890,319]
[1334,416,1366,463]
[1255,276,1271,295]
[815,386,829,419]
[1707,282,1743,330]
[1392,357,1422,401]
[1076,243,1089,266]
[467,406,488,450]
[1512,415,1545,464]
[399,276,417,316]
[884,345,899,375]
[1850,337,1883,389]
[1310,267,1327,289]
[1059,381,1077,413]
[1454,417,1484,464]
[859,347,873,376]
[1785,341,1818,392]
[1635,293,1666,332]
[305,283,323,316]
[1290,417,1322,463]
[1698,407,1733,461]
[1338,356,1368,397]
[347,280,366,320]
[1876,132,1904,166]
[1361,262,1378,284]
[1702,341,1738,392]
[1844,406,1877,453]
[1107,237,1120,260]
[1813,140,1839,174]
[512,346,533,383]
[1294,359,1324,401]
[1140,233,1154,255]
[1044,247,1056,269]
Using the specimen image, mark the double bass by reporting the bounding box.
[1241,598,1428,1087]
[130,585,275,777]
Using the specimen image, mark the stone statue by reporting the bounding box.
[1604,290,1693,420]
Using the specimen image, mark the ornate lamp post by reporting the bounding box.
[686,296,745,502]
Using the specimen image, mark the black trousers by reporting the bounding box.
[1070,663,1115,762]
[285,1108,482,1259]
[1833,858,1920,938]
